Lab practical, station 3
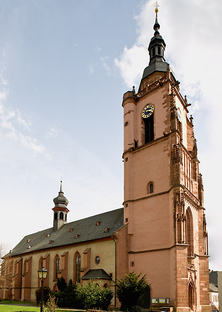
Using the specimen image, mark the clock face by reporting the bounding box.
[142,104,154,119]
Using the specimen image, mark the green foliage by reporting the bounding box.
[52,278,113,310]
[53,279,77,308]
[75,281,113,310]
[116,272,150,312]
[35,287,51,306]
[56,277,67,292]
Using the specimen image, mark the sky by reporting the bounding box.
[0,0,221,270]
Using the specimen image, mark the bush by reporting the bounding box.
[75,281,113,310]
[36,287,51,306]
[53,278,113,310]
[53,279,77,308]
[116,272,150,312]
[57,277,67,292]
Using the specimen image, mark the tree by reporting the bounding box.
[116,272,150,312]
[0,245,13,296]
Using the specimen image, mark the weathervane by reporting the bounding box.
[152,1,160,13]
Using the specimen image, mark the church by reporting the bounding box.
[1,7,210,312]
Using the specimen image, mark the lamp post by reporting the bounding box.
[38,265,48,312]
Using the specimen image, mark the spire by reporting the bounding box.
[52,181,69,231]
[141,2,168,79]
[148,2,166,65]
[60,179,63,193]
[153,2,160,35]
[53,181,69,208]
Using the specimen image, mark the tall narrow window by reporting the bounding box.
[74,252,81,284]
[147,182,154,194]
[186,208,194,257]
[54,255,60,281]
[144,114,154,143]
[59,212,64,220]
[141,104,154,144]
[54,212,58,220]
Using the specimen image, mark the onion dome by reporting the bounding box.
[53,180,69,209]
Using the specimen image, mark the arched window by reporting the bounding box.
[186,208,194,257]
[74,252,81,284]
[147,182,154,194]
[54,255,60,281]
[188,278,196,310]
[141,104,154,144]
[144,114,154,143]
[54,212,58,220]
[59,212,64,220]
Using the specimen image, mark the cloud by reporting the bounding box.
[45,127,58,138]
[16,109,32,129]
[89,61,96,74]
[18,133,47,154]
[101,56,111,76]
[0,82,48,156]
[114,45,147,88]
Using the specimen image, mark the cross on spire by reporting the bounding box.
[153,1,160,13]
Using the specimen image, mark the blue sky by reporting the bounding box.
[0,0,222,271]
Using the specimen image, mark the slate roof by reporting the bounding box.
[10,208,124,257]
[209,271,218,287]
[81,269,112,280]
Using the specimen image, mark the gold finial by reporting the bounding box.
[152,1,160,13]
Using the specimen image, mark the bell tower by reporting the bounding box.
[122,5,210,312]
[52,181,69,231]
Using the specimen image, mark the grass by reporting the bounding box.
[0,304,40,311]
[0,302,81,311]
[0,300,82,311]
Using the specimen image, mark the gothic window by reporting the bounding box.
[59,212,64,220]
[188,280,196,310]
[144,114,154,143]
[74,252,81,284]
[186,208,194,257]
[54,255,60,281]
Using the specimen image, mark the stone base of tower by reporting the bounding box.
[176,306,211,312]
[199,305,211,312]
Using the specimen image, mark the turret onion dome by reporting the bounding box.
[53,180,69,209]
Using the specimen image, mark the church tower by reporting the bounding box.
[122,6,210,312]
[52,181,69,231]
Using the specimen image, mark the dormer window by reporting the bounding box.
[96,221,100,226]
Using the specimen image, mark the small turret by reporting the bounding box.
[52,181,69,231]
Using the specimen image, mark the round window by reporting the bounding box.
[95,256,100,265]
